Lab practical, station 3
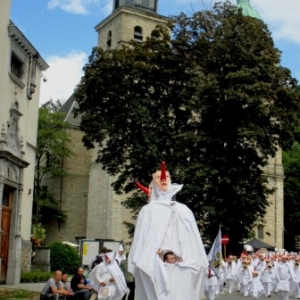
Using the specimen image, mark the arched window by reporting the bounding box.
[107,30,112,47]
[134,26,143,42]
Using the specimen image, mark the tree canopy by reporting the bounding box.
[33,100,73,226]
[74,1,300,248]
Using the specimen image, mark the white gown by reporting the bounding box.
[89,252,128,300]
[128,181,208,300]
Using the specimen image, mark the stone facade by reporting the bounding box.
[0,0,48,284]
[95,5,169,50]
[257,150,284,248]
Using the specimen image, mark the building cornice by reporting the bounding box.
[0,150,29,168]
[95,6,170,31]
[8,21,49,71]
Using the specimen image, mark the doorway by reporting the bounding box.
[1,185,14,283]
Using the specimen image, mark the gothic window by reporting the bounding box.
[11,52,23,78]
[134,26,143,42]
[107,31,112,48]
[257,225,264,239]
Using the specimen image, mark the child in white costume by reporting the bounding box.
[204,266,218,300]
[225,256,236,294]
[251,270,264,300]
[261,259,273,297]
[238,258,253,297]
[290,259,300,299]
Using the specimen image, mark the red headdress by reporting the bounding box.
[160,161,167,181]
[136,182,150,195]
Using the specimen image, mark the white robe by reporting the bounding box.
[115,253,126,265]
[128,182,208,300]
[276,262,296,292]
[89,253,127,300]
[251,276,264,299]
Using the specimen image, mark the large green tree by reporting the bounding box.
[74,1,300,249]
[283,142,300,250]
[33,100,73,226]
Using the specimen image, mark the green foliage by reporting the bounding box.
[20,270,52,283]
[31,223,46,246]
[74,1,300,248]
[33,99,73,226]
[283,142,300,250]
[49,242,81,274]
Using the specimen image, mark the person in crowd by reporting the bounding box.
[115,244,126,265]
[289,257,300,298]
[204,265,218,300]
[129,162,208,300]
[225,255,236,294]
[120,252,135,300]
[70,267,93,300]
[61,273,75,299]
[88,251,128,300]
[251,270,264,300]
[261,258,273,298]
[40,270,70,300]
[88,247,108,274]
[239,258,253,297]
[276,254,296,300]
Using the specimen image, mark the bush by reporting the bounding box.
[49,242,81,274]
[21,270,52,282]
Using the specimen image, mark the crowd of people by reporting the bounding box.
[205,252,300,300]
[42,162,300,300]
[40,162,208,300]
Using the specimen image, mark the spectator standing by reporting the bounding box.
[88,247,108,274]
[120,252,135,300]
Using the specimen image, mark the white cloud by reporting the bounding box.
[47,0,101,15]
[250,0,300,45]
[40,51,88,105]
[102,0,113,15]
[172,0,300,45]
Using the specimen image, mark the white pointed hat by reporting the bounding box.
[119,244,124,251]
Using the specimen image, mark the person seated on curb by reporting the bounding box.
[61,273,75,299]
[70,267,93,300]
[40,270,70,300]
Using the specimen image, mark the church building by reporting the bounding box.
[44,0,284,250]
[0,0,49,284]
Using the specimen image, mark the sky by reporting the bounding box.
[10,0,300,105]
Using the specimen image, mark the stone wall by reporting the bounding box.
[21,239,32,272]
[96,6,169,50]
[44,128,90,244]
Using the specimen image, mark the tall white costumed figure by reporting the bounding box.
[128,162,208,300]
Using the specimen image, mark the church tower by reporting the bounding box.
[95,0,168,49]
[236,0,284,249]
[44,1,169,249]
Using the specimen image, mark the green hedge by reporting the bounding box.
[21,270,52,282]
[49,241,81,274]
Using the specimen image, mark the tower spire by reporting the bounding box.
[236,0,262,20]
[113,0,158,13]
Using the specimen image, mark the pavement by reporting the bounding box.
[0,283,288,299]
[1,282,45,292]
